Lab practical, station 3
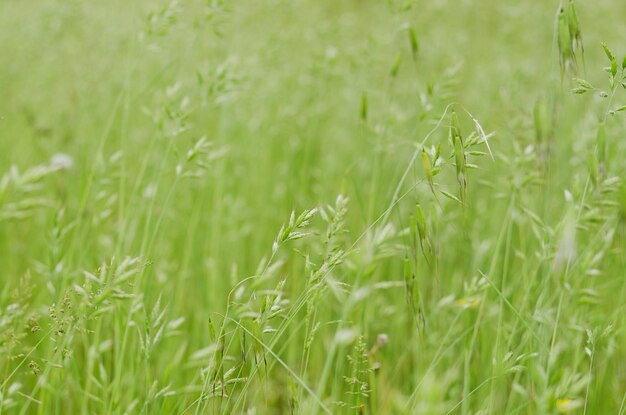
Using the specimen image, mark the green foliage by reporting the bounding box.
[0,0,625,414]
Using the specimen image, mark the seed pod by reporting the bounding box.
[360,93,368,121]
[601,43,616,65]
[454,135,467,203]
[415,204,427,243]
[421,148,432,183]
[567,1,579,39]
[454,137,464,175]
[390,52,402,78]
[403,254,415,305]
[558,7,575,75]
[450,109,462,144]
[611,60,618,78]
[567,0,583,54]
[421,147,439,201]
[252,318,264,366]
[408,27,419,59]
[573,78,593,90]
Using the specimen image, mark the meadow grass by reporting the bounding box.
[1,0,625,413]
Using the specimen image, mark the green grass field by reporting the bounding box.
[1,0,625,413]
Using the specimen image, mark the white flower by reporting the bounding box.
[143,184,157,198]
[50,153,74,170]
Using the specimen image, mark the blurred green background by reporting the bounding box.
[1,0,625,413]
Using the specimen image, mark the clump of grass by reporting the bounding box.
[0,0,625,413]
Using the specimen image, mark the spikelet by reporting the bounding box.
[567,0,584,68]
[421,148,438,202]
[407,26,419,60]
[450,110,467,204]
[557,6,576,77]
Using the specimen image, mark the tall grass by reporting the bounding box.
[0,0,625,413]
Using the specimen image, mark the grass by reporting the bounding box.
[1,0,625,413]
